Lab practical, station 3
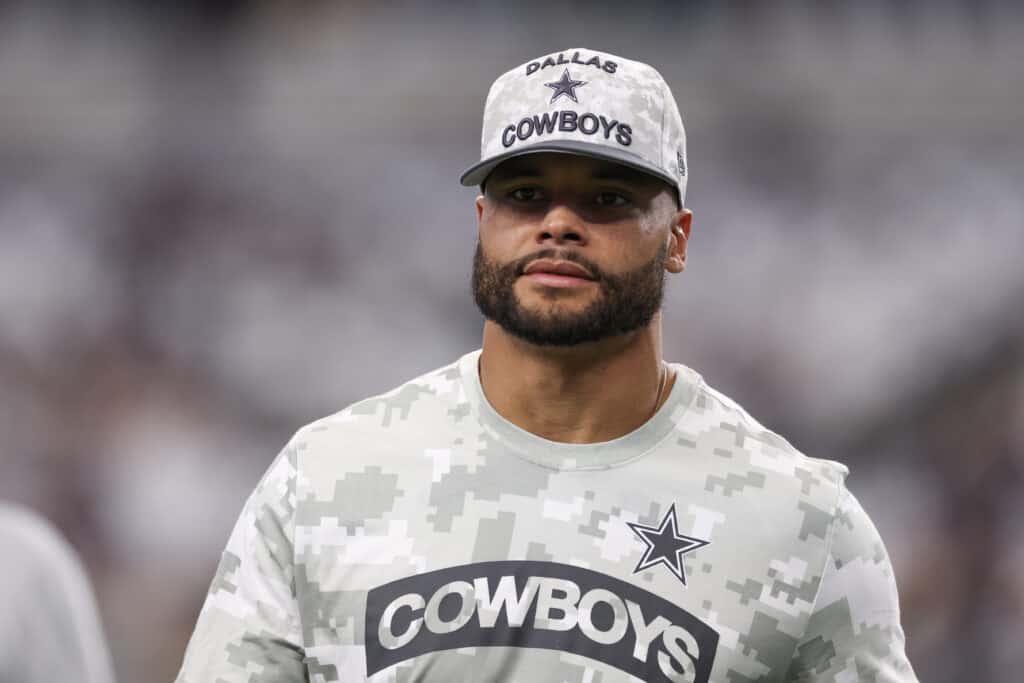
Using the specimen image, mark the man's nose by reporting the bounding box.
[536,204,588,246]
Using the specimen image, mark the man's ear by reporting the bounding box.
[666,209,693,273]
[475,195,486,226]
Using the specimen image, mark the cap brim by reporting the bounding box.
[459,140,678,191]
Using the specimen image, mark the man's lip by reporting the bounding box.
[522,259,595,280]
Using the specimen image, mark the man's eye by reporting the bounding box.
[509,187,543,202]
[595,191,628,207]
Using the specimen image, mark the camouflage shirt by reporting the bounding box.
[177,350,917,683]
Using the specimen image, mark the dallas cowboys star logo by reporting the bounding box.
[628,503,709,587]
[544,69,587,104]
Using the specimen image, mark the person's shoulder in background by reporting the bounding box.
[0,502,116,683]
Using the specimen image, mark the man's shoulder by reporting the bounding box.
[293,352,473,447]
[677,365,849,505]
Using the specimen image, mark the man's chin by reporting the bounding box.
[516,282,599,306]
[513,300,596,324]
[493,307,608,347]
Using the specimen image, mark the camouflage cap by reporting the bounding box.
[460,48,688,205]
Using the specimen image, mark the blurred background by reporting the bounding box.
[1,1,1022,681]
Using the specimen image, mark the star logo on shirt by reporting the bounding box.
[628,503,709,587]
[544,69,587,103]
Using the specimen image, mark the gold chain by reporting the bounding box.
[651,362,669,419]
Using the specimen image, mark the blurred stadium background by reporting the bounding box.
[1,1,1022,681]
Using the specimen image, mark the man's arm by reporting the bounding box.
[786,488,918,682]
[176,440,306,683]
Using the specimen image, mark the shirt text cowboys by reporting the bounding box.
[364,561,718,683]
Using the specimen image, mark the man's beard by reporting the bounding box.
[472,242,668,347]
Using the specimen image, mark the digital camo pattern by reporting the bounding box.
[176,350,917,682]
[462,48,688,206]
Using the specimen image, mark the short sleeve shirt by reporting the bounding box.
[177,350,917,682]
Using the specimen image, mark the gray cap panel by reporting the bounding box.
[461,48,688,205]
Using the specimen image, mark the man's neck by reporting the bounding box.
[478,319,674,444]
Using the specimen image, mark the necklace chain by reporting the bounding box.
[651,363,669,419]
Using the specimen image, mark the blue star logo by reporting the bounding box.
[628,504,709,587]
[544,69,587,104]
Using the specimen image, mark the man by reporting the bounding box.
[177,48,917,682]
[0,502,116,683]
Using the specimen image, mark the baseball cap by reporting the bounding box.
[460,48,688,206]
